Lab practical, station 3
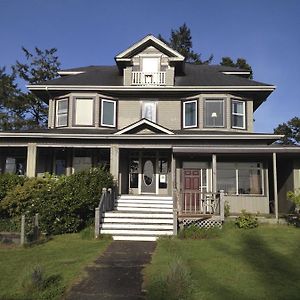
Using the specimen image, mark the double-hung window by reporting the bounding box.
[74,98,94,126]
[232,100,245,129]
[56,98,68,127]
[183,100,197,128]
[101,99,116,127]
[204,99,224,127]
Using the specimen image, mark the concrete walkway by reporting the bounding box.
[65,241,156,300]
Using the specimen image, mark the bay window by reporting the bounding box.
[217,162,263,195]
[232,100,245,129]
[56,98,68,127]
[101,99,116,127]
[75,98,94,126]
[183,100,197,128]
[204,99,224,127]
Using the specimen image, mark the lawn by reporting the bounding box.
[0,232,111,300]
[144,224,300,300]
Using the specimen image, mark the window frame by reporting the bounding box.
[101,99,117,128]
[204,99,225,128]
[55,98,68,128]
[182,99,198,129]
[73,97,95,127]
[231,100,246,129]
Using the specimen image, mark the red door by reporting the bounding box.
[183,169,201,213]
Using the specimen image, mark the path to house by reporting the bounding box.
[65,241,156,300]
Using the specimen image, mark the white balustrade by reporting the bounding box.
[131,71,166,86]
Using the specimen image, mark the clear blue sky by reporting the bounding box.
[1,0,299,133]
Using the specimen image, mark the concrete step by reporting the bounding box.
[112,235,158,241]
[118,195,172,200]
[103,217,173,224]
[115,207,172,212]
[100,229,173,236]
[104,212,173,218]
[116,199,173,204]
[115,202,173,208]
[101,223,173,230]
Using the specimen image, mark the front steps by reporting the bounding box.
[100,195,174,241]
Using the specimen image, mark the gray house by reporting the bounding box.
[1,35,299,240]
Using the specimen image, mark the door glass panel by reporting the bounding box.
[129,159,139,188]
[143,159,154,186]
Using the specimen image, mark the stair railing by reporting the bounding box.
[95,187,116,238]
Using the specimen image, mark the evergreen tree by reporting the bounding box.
[220,56,253,79]
[274,117,300,145]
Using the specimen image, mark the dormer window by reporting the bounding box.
[183,100,197,128]
[204,99,225,127]
[101,99,116,127]
[141,101,156,122]
[56,98,68,127]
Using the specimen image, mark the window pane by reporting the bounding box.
[75,98,94,125]
[129,159,139,188]
[184,101,196,127]
[217,163,236,194]
[58,99,68,114]
[205,100,224,127]
[58,114,67,127]
[102,100,115,126]
[238,163,262,194]
[232,115,244,128]
[142,102,156,122]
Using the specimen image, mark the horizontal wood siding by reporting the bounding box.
[157,101,181,129]
[118,100,140,129]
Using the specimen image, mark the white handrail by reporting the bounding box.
[131,71,166,86]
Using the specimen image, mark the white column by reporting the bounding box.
[273,152,279,220]
[110,145,119,181]
[26,143,37,177]
[212,154,217,193]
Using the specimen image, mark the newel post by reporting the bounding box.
[95,208,100,239]
[220,190,225,221]
[20,215,25,245]
[173,189,178,236]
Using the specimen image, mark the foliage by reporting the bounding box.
[158,23,213,64]
[0,167,114,235]
[274,116,300,144]
[220,57,253,79]
[178,224,220,239]
[80,226,95,240]
[224,200,230,217]
[235,210,258,229]
[0,233,111,300]
[0,217,21,232]
[287,189,300,211]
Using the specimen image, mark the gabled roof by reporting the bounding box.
[115,34,185,62]
[114,119,174,135]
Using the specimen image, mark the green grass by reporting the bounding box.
[144,224,300,300]
[0,233,111,300]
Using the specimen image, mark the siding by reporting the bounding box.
[157,101,181,129]
[118,100,140,129]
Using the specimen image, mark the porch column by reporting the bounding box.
[273,152,279,220]
[110,145,119,181]
[26,143,37,177]
[66,148,73,176]
[212,154,217,193]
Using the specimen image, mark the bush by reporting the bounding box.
[235,210,258,229]
[178,224,220,240]
[287,189,300,212]
[224,201,230,217]
[0,167,114,235]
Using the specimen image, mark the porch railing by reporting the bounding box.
[94,187,116,238]
[131,71,166,86]
[175,190,225,220]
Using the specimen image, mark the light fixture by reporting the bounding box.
[211,112,217,118]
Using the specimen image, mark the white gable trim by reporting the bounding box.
[115,35,185,61]
[114,119,174,135]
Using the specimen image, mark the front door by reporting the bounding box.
[141,157,157,194]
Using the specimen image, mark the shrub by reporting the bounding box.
[287,189,300,212]
[224,201,230,217]
[178,224,220,239]
[235,210,258,229]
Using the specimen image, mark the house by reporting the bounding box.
[1,35,299,240]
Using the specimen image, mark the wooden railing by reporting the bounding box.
[131,71,166,86]
[176,190,225,220]
[94,187,116,238]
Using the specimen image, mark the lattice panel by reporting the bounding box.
[181,218,222,229]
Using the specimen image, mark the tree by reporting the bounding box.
[13,47,61,127]
[158,23,213,64]
[274,117,300,145]
[220,57,253,79]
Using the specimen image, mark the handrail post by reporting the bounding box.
[20,215,25,245]
[220,190,225,221]
[95,207,100,238]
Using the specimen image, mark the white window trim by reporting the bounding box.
[204,99,225,128]
[183,100,198,128]
[232,100,246,129]
[55,98,68,127]
[101,99,116,127]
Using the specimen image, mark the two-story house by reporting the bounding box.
[1,35,299,240]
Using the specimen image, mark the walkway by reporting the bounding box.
[65,241,156,300]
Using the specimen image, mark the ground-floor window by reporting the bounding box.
[217,162,263,195]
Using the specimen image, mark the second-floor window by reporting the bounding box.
[141,101,156,122]
[74,98,94,126]
[56,98,68,127]
[183,100,197,128]
[232,100,245,129]
[101,99,116,127]
[204,99,225,127]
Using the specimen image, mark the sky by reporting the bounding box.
[0,0,299,133]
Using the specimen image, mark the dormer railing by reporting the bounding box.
[131,71,166,86]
